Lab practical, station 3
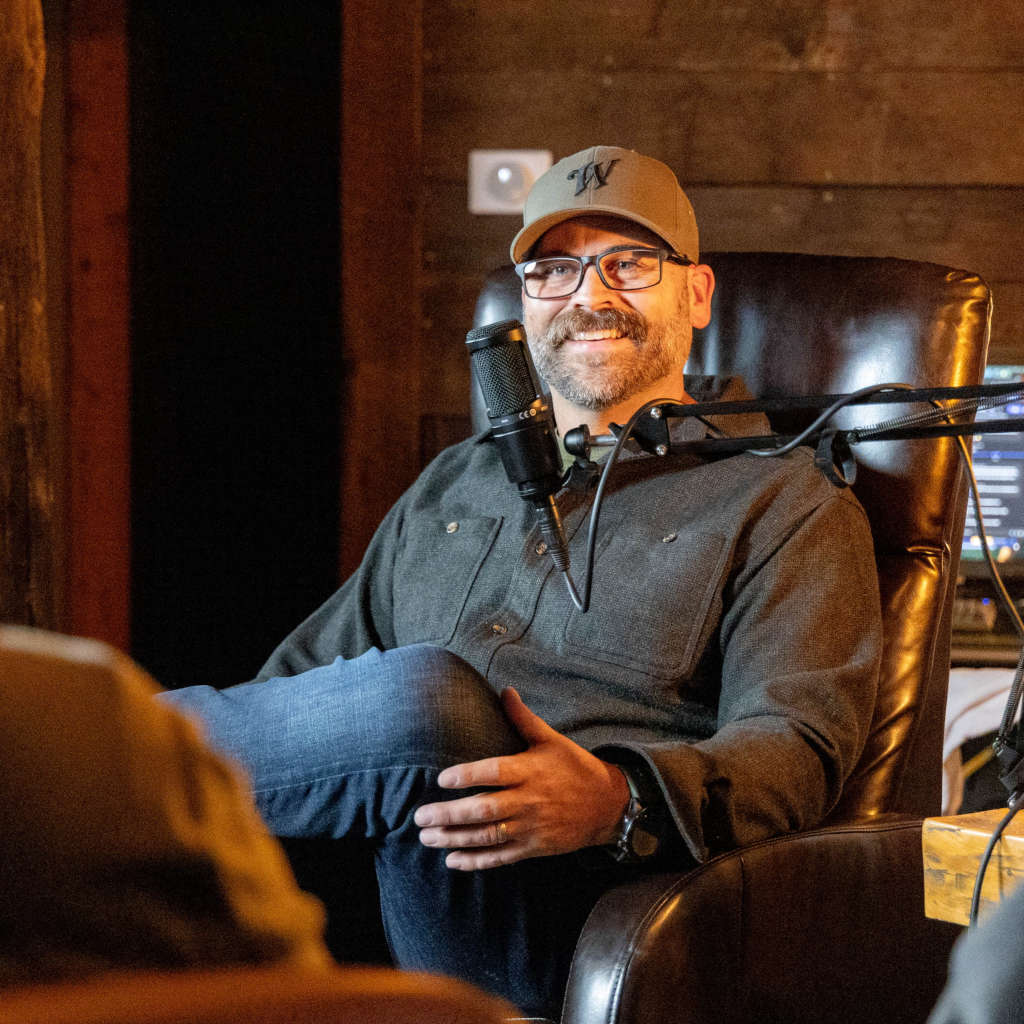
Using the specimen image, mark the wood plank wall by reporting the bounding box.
[64,0,131,649]
[1,0,56,630]
[46,2,1024,615]
[340,0,423,577]
[419,0,1024,454]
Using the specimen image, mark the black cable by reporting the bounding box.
[565,385,921,608]
[956,433,1024,790]
[562,385,1024,636]
[561,398,674,613]
[746,382,915,457]
[558,385,1024,927]
[564,384,982,609]
[953,428,1024,769]
[968,798,1024,927]
[946,417,1024,933]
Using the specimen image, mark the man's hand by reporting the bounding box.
[414,687,631,870]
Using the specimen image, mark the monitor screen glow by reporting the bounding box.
[961,365,1024,575]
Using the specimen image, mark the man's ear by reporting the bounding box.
[687,264,715,330]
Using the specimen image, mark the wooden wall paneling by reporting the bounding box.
[420,0,1024,435]
[987,283,1024,362]
[0,0,57,630]
[66,0,130,650]
[425,184,1024,278]
[689,187,1024,277]
[424,0,1024,74]
[340,0,424,579]
[420,267,494,409]
[423,69,1024,187]
[40,0,68,632]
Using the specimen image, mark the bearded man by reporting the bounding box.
[160,146,881,1021]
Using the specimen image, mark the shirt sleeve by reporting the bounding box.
[595,489,882,863]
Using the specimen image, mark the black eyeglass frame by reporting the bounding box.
[514,245,693,299]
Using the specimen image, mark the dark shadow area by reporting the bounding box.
[129,5,342,688]
[280,838,392,966]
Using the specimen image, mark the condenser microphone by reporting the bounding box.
[466,319,570,570]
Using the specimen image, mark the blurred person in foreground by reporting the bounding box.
[927,880,1024,1024]
[0,625,329,987]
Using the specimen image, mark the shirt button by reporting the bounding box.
[661,532,678,543]
[535,541,548,556]
[446,522,459,534]
[490,623,507,635]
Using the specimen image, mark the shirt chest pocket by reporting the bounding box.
[563,527,730,679]
[392,516,501,646]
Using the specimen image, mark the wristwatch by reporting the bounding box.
[609,764,663,863]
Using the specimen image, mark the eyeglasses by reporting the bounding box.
[514,245,691,299]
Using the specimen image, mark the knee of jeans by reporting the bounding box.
[378,645,525,766]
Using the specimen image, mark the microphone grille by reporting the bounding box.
[466,320,537,419]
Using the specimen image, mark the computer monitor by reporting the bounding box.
[961,365,1024,577]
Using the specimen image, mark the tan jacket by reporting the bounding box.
[0,626,330,988]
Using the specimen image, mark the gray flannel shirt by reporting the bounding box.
[256,377,882,862]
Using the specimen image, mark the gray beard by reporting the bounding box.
[526,307,683,412]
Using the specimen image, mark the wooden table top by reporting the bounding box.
[923,808,1024,925]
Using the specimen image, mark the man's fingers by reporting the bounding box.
[436,754,516,790]
[432,691,553,791]
[444,845,535,871]
[419,819,515,849]
[414,792,506,828]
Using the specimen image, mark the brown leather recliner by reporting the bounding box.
[472,252,992,1024]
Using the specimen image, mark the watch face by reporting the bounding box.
[631,819,661,858]
[617,800,661,861]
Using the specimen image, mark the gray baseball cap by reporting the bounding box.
[509,145,699,264]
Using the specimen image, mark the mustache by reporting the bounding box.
[542,308,649,347]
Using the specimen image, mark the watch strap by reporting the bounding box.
[609,762,663,862]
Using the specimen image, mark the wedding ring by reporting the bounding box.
[495,821,511,845]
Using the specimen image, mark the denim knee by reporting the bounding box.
[362,644,525,768]
[158,644,524,798]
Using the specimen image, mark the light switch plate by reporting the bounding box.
[468,149,552,214]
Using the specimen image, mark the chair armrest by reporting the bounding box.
[562,817,960,1024]
[0,965,517,1024]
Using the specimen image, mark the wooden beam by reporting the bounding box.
[923,809,1024,925]
[0,0,57,630]
[66,0,130,649]
[340,0,423,578]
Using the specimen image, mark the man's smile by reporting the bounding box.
[563,329,631,344]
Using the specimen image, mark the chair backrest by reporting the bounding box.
[472,253,992,820]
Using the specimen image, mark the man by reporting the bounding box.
[160,145,881,1019]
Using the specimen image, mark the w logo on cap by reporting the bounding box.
[566,159,620,196]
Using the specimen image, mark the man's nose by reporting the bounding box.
[569,262,617,308]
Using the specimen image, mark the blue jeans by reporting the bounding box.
[158,644,627,1018]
